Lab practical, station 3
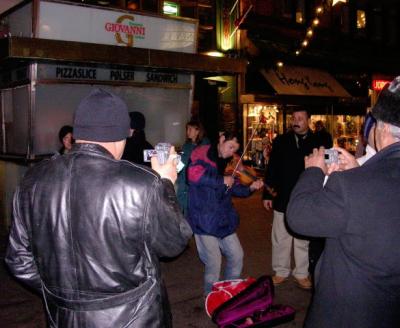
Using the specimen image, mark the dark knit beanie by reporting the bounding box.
[74,88,130,142]
[129,111,146,130]
[372,76,400,128]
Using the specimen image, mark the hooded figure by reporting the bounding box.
[122,111,153,166]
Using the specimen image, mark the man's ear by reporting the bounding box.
[377,122,397,149]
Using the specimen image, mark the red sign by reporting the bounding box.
[105,15,145,47]
[372,79,390,91]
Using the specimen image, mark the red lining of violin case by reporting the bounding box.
[211,275,295,327]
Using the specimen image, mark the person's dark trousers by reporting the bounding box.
[308,238,325,284]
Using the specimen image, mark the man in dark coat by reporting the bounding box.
[286,77,400,328]
[5,88,192,327]
[314,120,333,149]
[263,108,321,289]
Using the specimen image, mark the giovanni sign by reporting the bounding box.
[34,1,196,53]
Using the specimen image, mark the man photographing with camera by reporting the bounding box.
[6,88,192,328]
[286,77,400,328]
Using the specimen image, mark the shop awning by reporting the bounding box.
[261,66,351,98]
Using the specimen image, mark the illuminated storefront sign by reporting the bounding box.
[105,15,145,47]
[261,66,350,97]
[36,64,189,85]
[55,67,97,80]
[163,2,179,16]
[372,79,390,91]
[217,0,236,51]
[33,1,196,53]
[146,72,178,83]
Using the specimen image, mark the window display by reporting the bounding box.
[286,113,363,154]
[243,103,278,169]
[243,103,365,168]
[310,114,363,154]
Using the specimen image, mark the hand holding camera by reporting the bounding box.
[150,143,182,184]
[145,142,184,169]
[306,147,360,175]
[305,147,330,174]
[324,148,339,164]
[332,146,359,171]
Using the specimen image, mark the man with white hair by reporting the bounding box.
[286,77,400,327]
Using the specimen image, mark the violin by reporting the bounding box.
[225,154,259,186]
[224,114,266,189]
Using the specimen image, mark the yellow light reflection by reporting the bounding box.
[332,0,347,6]
[204,51,225,57]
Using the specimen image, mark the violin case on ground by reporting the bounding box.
[210,275,295,327]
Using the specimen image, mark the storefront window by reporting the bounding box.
[243,103,279,169]
[243,105,364,167]
[357,10,366,29]
[331,114,363,153]
[311,114,363,154]
[286,113,363,154]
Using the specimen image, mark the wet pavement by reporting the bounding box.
[0,190,311,327]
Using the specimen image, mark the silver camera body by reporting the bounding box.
[324,148,339,164]
[143,142,181,165]
[143,149,158,163]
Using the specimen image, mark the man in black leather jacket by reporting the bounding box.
[5,88,192,327]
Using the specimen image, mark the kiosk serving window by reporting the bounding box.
[0,64,192,157]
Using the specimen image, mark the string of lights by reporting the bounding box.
[276,0,348,68]
[294,4,324,58]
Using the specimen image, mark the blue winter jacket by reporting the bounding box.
[187,145,252,238]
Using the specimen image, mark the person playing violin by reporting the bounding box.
[225,153,260,187]
[187,131,264,296]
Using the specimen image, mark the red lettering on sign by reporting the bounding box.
[373,80,390,91]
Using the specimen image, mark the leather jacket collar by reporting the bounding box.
[70,143,114,159]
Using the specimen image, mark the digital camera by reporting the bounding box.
[143,149,158,163]
[324,148,339,164]
[143,142,181,166]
